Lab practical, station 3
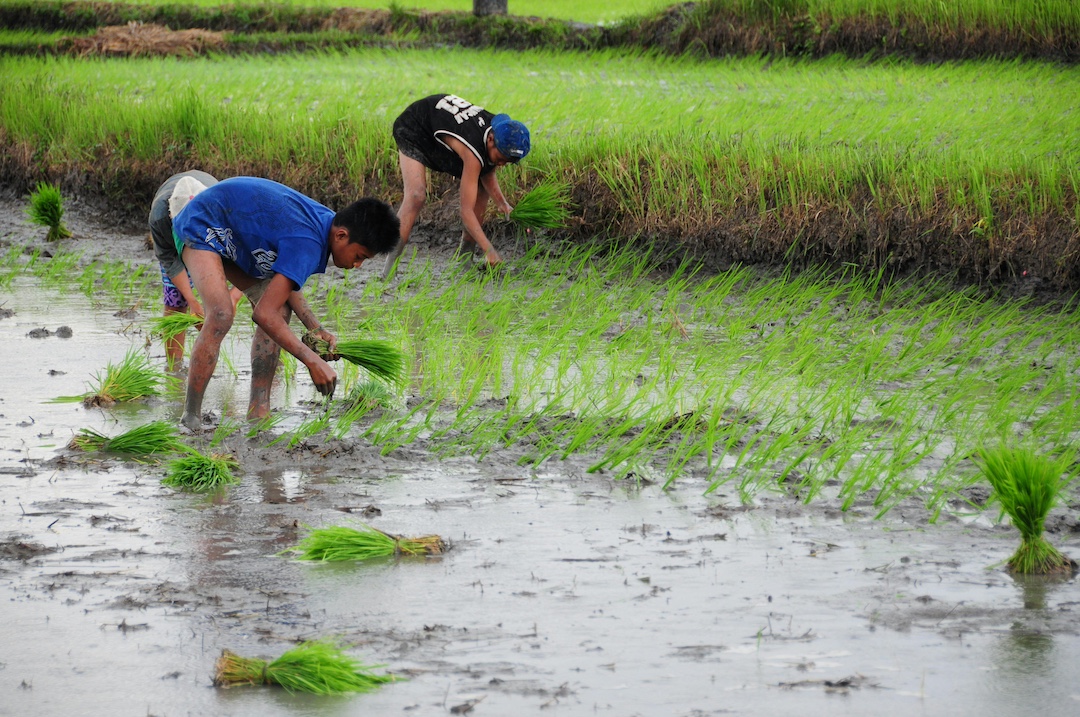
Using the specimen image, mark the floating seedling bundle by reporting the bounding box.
[303,334,405,386]
[510,180,572,229]
[163,449,239,492]
[69,420,182,456]
[213,639,395,694]
[284,524,447,562]
[976,444,1077,575]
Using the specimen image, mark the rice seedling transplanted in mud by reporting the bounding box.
[283,524,447,562]
[26,181,71,242]
[975,444,1077,575]
[213,639,396,694]
[162,449,239,492]
[69,420,182,457]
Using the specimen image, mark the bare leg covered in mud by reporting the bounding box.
[179,247,237,430]
[381,152,427,280]
[247,305,292,422]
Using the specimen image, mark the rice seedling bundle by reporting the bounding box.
[284,524,447,561]
[305,335,406,385]
[26,181,71,241]
[975,444,1076,575]
[510,181,572,229]
[147,312,202,342]
[213,639,395,694]
[52,349,163,406]
[69,420,182,456]
[162,449,239,492]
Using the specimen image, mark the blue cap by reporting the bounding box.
[491,113,530,162]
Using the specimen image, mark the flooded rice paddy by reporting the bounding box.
[1,202,1079,717]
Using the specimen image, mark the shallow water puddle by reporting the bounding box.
[1,279,1079,716]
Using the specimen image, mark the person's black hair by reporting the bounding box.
[333,197,400,256]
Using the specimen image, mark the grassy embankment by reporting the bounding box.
[1,0,1076,60]
[1,43,1077,288]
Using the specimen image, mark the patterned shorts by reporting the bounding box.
[160,263,192,309]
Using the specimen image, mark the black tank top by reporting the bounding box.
[393,93,498,178]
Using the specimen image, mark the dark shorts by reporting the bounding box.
[393,114,463,178]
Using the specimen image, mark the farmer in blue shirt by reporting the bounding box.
[172,177,400,430]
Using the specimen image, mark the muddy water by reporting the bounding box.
[2,275,1080,717]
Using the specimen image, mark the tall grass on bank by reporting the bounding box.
[975,444,1076,574]
[214,640,395,694]
[0,50,1075,261]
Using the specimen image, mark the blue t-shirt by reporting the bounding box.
[172,177,335,290]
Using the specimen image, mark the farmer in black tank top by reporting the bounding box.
[383,93,531,278]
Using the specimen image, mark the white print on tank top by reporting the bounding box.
[435,94,487,126]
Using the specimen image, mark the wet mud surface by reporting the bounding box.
[2,198,1080,716]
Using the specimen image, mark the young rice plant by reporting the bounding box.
[975,444,1076,575]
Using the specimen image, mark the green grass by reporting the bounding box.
[283,524,447,561]
[975,444,1076,574]
[213,639,396,694]
[0,49,1074,242]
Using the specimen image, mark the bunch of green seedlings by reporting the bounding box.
[69,420,182,457]
[305,335,406,385]
[509,180,573,229]
[52,349,164,407]
[283,524,447,562]
[25,181,71,242]
[975,444,1076,575]
[148,312,203,343]
[162,449,240,492]
[213,639,395,694]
